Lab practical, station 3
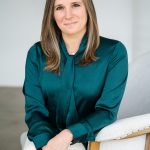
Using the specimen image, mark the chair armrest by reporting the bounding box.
[95,113,150,142]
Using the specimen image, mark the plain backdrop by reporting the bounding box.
[0,0,150,86]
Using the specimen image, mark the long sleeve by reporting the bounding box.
[22,44,58,149]
[67,41,128,144]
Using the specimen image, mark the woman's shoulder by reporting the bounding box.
[27,41,44,59]
[98,36,128,57]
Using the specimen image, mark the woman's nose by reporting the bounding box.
[65,8,73,19]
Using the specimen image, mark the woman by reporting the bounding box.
[22,0,128,150]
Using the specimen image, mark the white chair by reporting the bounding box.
[89,113,150,150]
[20,52,150,150]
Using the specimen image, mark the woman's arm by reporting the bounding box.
[23,43,59,149]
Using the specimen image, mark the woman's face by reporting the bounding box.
[54,0,87,36]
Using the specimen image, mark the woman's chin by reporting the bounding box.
[63,30,79,35]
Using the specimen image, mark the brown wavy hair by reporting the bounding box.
[40,0,100,75]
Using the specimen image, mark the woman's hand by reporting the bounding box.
[42,129,73,150]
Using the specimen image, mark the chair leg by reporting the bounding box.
[89,141,100,150]
[145,133,150,150]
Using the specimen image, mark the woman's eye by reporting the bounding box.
[56,7,63,10]
[55,4,80,11]
[73,4,80,7]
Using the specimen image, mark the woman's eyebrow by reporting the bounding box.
[71,1,82,4]
[54,1,82,8]
[54,4,63,8]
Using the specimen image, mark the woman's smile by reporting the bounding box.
[64,22,78,26]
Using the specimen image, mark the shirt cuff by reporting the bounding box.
[31,133,52,149]
[66,122,95,144]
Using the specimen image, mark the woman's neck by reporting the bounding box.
[62,30,86,55]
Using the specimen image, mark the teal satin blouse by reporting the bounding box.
[22,32,128,149]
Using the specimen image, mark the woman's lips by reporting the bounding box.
[65,22,77,25]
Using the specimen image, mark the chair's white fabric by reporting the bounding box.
[95,113,150,141]
[20,132,28,149]
[20,131,86,150]
[100,134,146,150]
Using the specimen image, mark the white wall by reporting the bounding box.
[132,0,150,60]
[93,0,133,62]
[0,0,149,86]
[0,0,45,86]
